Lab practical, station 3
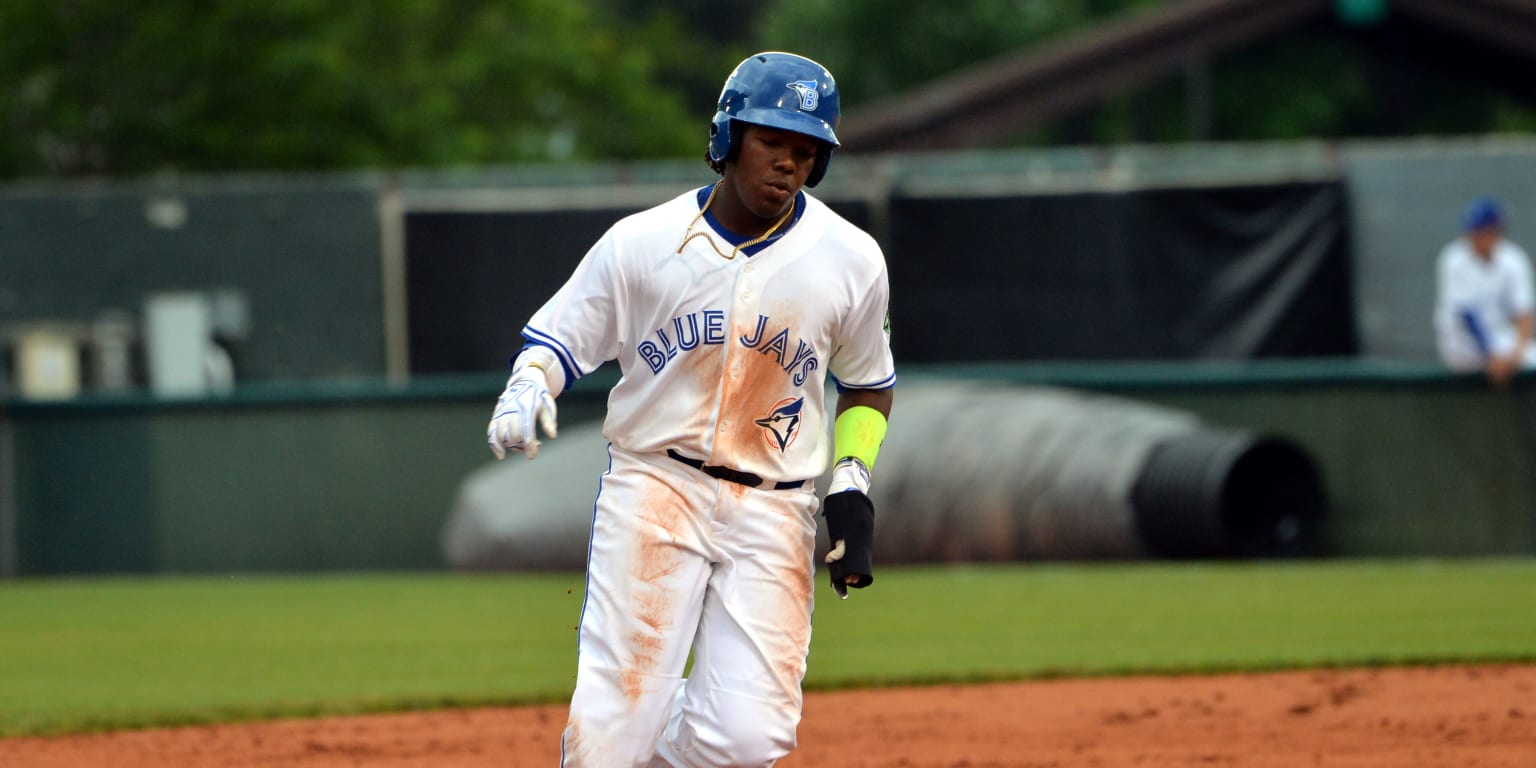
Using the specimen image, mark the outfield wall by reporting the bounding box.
[2,360,1532,576]
[7,137,1536,393]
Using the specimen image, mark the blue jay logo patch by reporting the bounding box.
[755,397,804,453]
[786,81,819,111]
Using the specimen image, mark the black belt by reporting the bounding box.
[666,450,807,490]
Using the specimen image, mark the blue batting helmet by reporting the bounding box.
[708,52,841,187]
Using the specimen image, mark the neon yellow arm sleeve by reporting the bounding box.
[833,405,888,470]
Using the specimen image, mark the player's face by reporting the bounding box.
[1469,227,1501,259]
[724,124,820,223]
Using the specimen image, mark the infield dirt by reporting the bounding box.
[1,664,1531,767]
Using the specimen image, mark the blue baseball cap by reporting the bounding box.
[1462,197,1504,231]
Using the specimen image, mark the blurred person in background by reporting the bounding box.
[1434,197,1536,388]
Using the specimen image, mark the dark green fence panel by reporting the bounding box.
[13,410,158,573]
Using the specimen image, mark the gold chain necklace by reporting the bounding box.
[677,182,795,260]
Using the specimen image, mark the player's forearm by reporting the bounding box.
[832,388,892,475]
[829,388,893,495]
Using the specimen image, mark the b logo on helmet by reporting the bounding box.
[786,81,819,111]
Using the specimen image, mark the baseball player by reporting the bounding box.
[486,51,895,767]
[1434,197,1536,387]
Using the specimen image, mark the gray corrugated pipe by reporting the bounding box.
[441,380,1326,570]
[1130,428,1324,558]
[865,380,1324,561]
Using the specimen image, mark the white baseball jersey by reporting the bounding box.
[1434,236,1536,371]
[523,186,896,484]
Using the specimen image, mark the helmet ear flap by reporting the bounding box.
[806,144,834,187]
[724,122,742,165]
[707,120,743,174]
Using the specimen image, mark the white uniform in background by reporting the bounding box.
[1434,237,1536,371]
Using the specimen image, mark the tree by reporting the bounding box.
[5,0,1533,178]
[0,0,701,177]
[754,0,1536,147]
[753,0,1163,105]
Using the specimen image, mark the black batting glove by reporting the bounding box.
[821,490,875,598]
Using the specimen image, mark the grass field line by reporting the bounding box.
[0,559,1532,737]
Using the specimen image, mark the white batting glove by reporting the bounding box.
[486,367,558,460]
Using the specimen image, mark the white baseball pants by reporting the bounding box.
[560,446,820,767]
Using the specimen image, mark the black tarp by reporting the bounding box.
[885,180,1358,363]
[405,181,1356,374]
[406,208,637,375]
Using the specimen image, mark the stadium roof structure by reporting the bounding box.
[837,0,1536,152]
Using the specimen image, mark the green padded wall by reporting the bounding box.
[4,363,1534,575]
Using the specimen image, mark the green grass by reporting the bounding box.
[1,559,1533,737]
[0,572,588,736]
